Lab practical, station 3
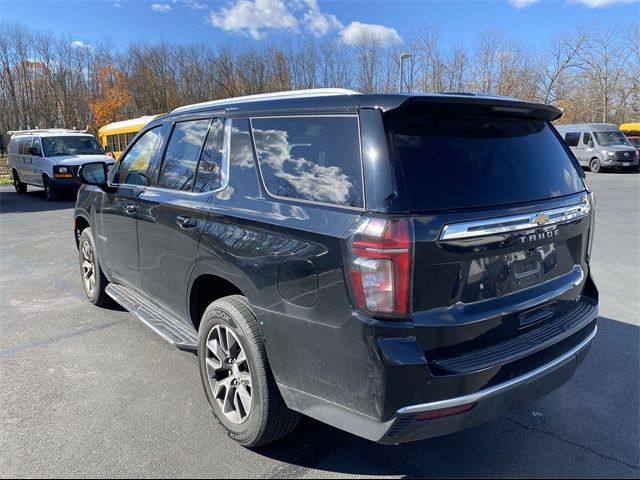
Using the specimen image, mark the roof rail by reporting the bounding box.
[7,127,89,136]
[171,88,360,114]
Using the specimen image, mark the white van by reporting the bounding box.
[555,123,639,173]
[8,129,115,200]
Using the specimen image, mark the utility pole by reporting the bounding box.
[399,53,411,93]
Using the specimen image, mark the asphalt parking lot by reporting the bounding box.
[0,171,638,478]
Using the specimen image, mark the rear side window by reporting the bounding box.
[252,116,363,208]
[194,119,224,192]
[564,132,581,147]
[389,115,585,211]
[19,138,31,155]
[158,118,211,191]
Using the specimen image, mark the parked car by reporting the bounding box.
[555,123,639,173]
[73,89,599,447]
[7,129,115,200]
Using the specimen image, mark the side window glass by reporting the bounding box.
[32,138,41,155]
[564,132,580,147]
[116,127,162,186]
[107,135,116,153]
[158,118,210,191]
[583,133,592,146]
[252,116,363,207]
[194,119,224,192]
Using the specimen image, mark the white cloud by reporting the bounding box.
[209,0,299,39]
[301,0,342,36]
[509,0,540,9]
[151,3,173,13]
[339,21,401,47]
[113,2,122,7]
[71,40,92,49]
[572,0,638,6]
[180,0,207,9]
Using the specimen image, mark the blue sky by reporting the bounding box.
[0,0,638,50]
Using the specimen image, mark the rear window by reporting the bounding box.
[563,132,581,147]
[252,116,363,208]
[389,115,585,211]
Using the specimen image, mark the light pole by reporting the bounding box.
[399,53,411,93]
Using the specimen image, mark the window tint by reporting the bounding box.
[31,137,41,155]
[18,138,28,155]
[194,119,224,192]
[252,116,363,207]
[116,127,161,186]
[564,132,580,147]
[389,115,585,211]
[158,119,210,191]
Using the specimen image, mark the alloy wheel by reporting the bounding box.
[81,240,96,294]
[205,325,252,424]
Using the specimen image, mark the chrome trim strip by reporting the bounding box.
[440,195,590,241]
[396,325,597,415]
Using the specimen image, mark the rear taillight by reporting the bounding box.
[345,217,413,316]
[587,192,596,261]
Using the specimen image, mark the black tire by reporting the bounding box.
[43,175,59,201]
[12,170,27,194]
[198,295,300,448]
[78,227,110,306]
[589,158,602,173]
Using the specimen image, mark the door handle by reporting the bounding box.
[125,203,138,214]
[176,216,198,229]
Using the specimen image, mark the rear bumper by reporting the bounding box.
[378,325,596,444]
[278,325,596,444]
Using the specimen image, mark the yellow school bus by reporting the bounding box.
[97,115,159,160]
[620,123,640,136]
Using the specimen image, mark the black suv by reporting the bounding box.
[74,89,598,447]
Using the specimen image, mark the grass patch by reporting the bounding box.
[0,176,13,185]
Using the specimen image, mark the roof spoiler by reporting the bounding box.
[362,94,563,121]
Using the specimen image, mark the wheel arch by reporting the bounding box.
[73,214,91,248]
[188,271,257,333]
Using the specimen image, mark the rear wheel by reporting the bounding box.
[43,175,59,201]
[589,158,602,173]
[198,295,300,448]
[12,170,27,194]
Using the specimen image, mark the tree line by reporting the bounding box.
[0,21,638,142]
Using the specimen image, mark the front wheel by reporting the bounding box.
[78,227,110,305]
[43,176,59,201]
[198,295,300,448]
[589,158,602,173]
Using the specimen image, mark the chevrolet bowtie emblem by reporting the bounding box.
[533,213,550,226]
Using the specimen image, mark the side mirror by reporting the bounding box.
[78,162,108,187]
[587,140,594,148]
[29,146,41,156]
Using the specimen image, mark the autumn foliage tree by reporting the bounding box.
[89,64,129,130]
